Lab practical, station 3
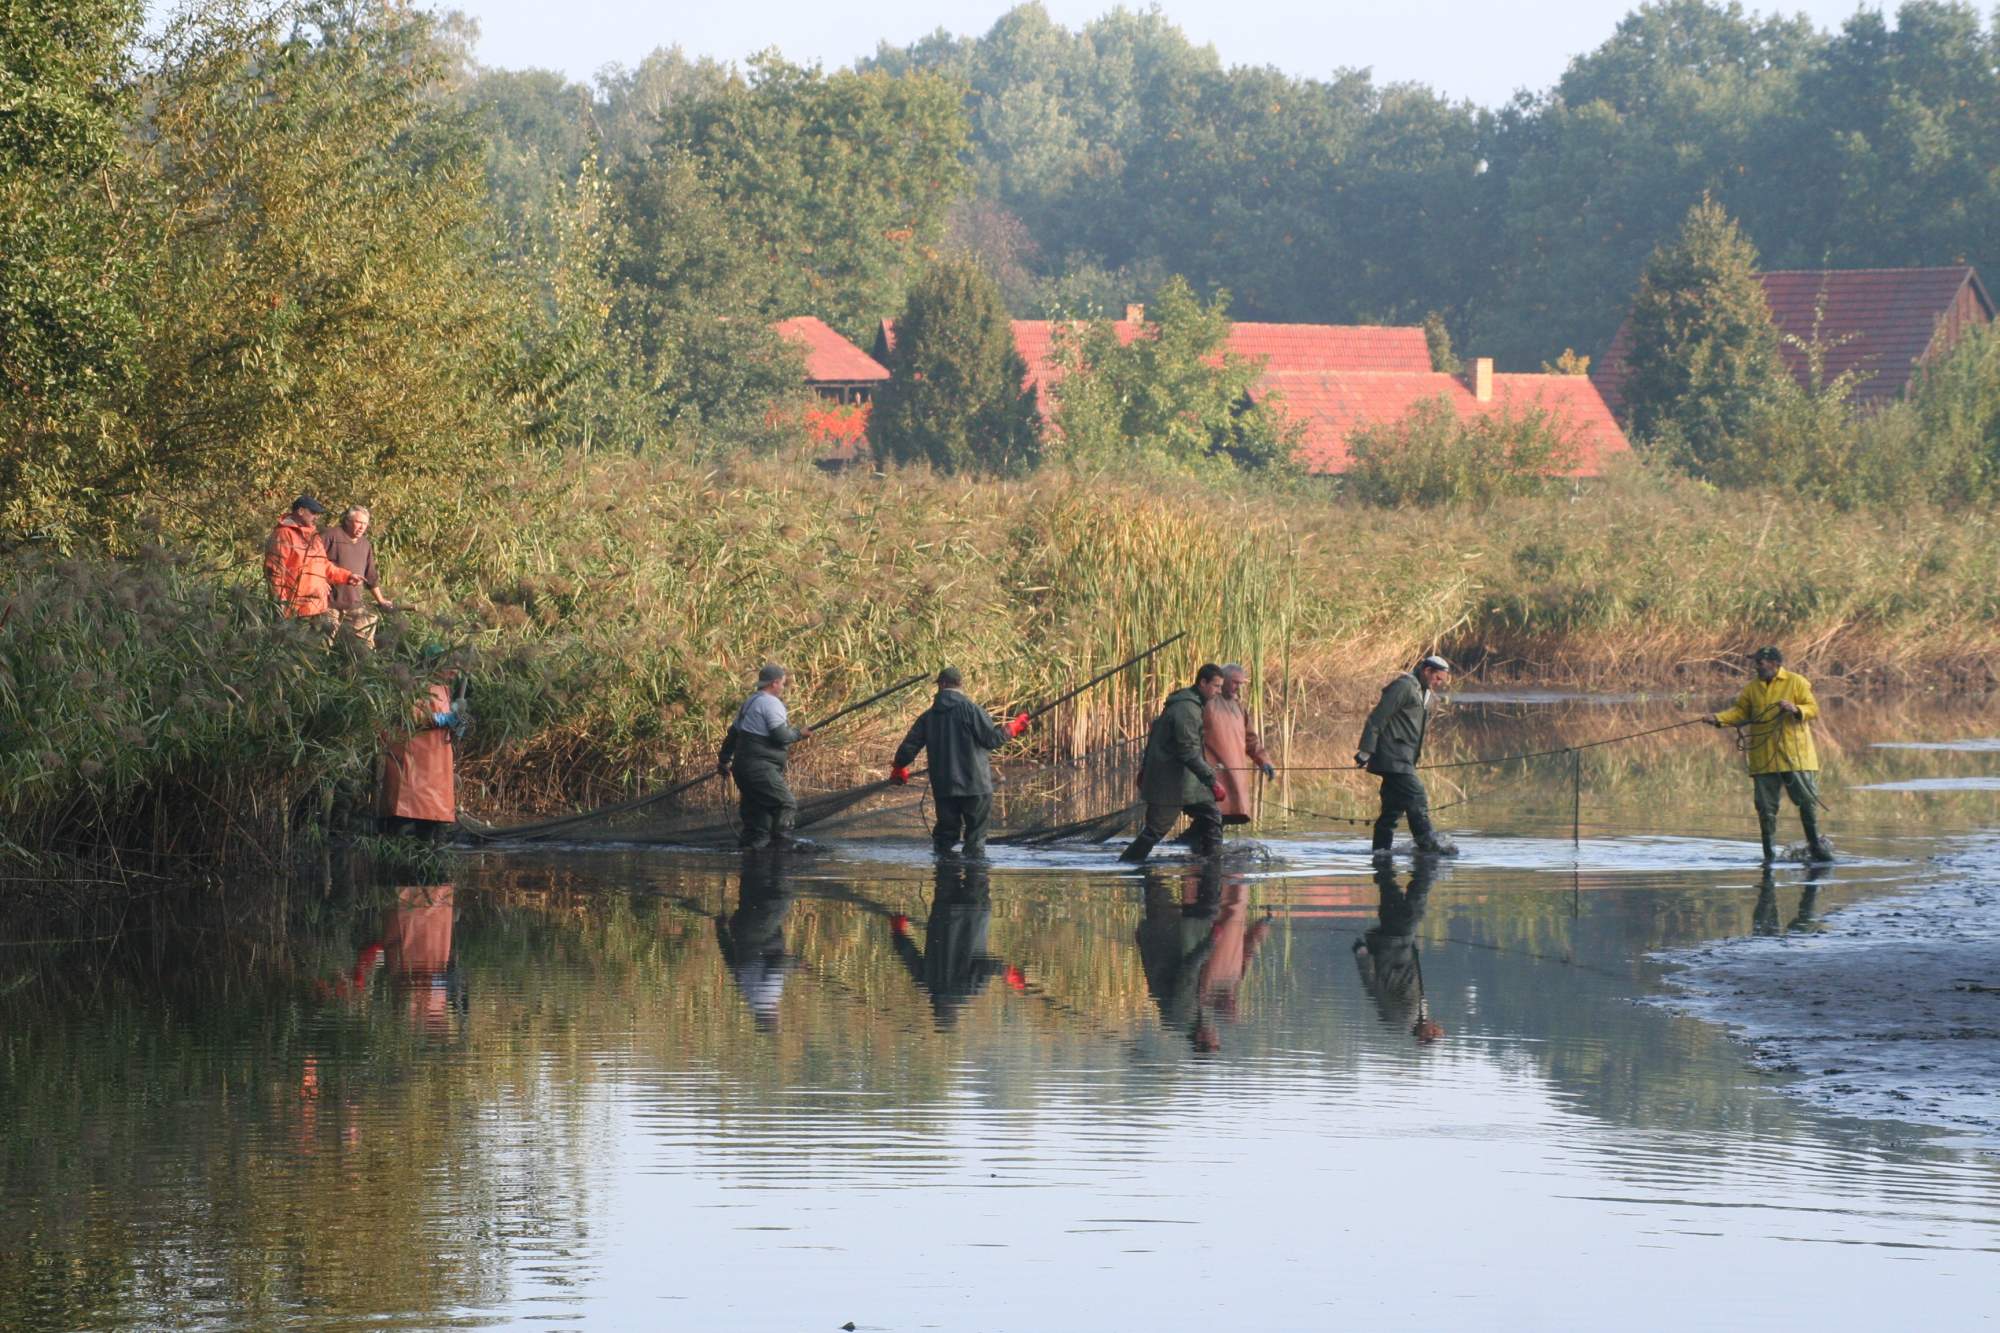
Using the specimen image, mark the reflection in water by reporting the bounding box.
[316,884,466,1036]
[714,851,801,1030]
[1752,865,1831,937]
[1135,862,1272,1051]
[889,856,1022,1028]
[1354,859,1444,1042]
[6,701,2000,1331]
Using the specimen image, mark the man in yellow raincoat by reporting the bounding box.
[1709,646,1832,863]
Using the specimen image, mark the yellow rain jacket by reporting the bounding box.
[1715,668,1820,774]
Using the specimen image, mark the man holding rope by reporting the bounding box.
[1709,646,1833,864]
[1356,654,1458,861]
[889,666,1031,858]
[719,664,813,850]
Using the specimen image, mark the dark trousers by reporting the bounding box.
[1144,800,1223,853]
[1371,770,1435,853]
[932,794,993,855]
[1752,770,1823,847]
[734,768,798,849]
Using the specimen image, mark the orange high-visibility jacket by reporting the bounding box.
[264,515,359,617]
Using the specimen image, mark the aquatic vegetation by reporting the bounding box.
[6,448,1997,872]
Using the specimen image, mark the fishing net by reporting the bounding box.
[994,801,1141,846]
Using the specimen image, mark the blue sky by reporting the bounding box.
[442,0,1887,105]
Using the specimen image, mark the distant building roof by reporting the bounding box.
[1254,369,1630,476]
[874,313,1612,474]
[775,316,889,385]
[1593,266,1994,415]
[1006,318,1430,398]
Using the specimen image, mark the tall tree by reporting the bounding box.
[1045,277,1299,470]
[658,55,970,338]
[1620,195,1785,468]
[872,255,1041,475]
[0,0,142,537]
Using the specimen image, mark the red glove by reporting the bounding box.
[1211,779,1228,803]
[890,765,910,786]
[1004,965,1026,991]
[890,913,910,937]
[1005,711,1031,739]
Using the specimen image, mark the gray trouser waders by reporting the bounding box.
[932,794,993,855]
[1372,771,1436,854]
[734,767,798,849]
[1752,770,1824,860]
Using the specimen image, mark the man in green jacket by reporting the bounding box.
[1708,646,1832,863]
[1121,665,1229,863]
[718,663,812,850]
[890,666,1031,857]
[1356,654,1457,861]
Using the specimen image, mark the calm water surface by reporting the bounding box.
[4,702,1997,1330]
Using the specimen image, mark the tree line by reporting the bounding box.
[7,0,2000,542]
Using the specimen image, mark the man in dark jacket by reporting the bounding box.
[1121,665,1229,863]
[718,664,812,849]
[888,858,1017,1028]
[1356,654,1457,861]
[890,666,1030,856]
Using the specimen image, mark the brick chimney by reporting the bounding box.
[1125,303,1145,324]
[1469,356,1493,402]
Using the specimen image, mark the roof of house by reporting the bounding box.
[874,312,1621,473]
[1253,370,1631,476]
[775,316,889,384]
[1593,266,1993,414]
[876,317,1431,394]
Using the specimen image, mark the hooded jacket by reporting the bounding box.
[264,515,360,618]
[1139,685,1218,806]
[893,688,1010,798]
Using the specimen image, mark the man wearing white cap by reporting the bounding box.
[1356,655,1457,861]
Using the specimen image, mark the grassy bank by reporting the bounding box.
[4,450,1996,869]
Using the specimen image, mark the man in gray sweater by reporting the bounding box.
[718,664,813,849]
[1356,654,1458,861]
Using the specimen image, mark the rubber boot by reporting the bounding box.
[1757,811,1777,864]
[1119,830,1160,864]
[1799,805,1835,863]
[1415,834,1459,857]
[1192,818,1222,857]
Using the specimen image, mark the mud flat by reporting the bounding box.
[1653,838,2000,1149]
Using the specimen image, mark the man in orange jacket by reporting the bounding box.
[264,494,361,624]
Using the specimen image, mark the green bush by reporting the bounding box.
[1345,396,1582,506]
[0,547,442,868]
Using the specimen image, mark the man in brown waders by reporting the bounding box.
[1204,662,1276,826]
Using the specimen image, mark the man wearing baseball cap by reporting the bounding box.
[1355,654,1458,861]
[263,493,361,626]
[1708,646,1832,863]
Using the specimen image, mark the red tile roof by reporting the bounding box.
[1253,370,1630,476]
[1592,266,1993,415]
[1005,319,1430,397]
[774,316,889,385]
[873,313,1620,474]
